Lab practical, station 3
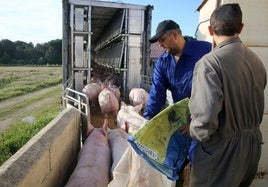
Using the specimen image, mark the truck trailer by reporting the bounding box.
[62,0,153,100]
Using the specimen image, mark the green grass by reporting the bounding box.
[0,66,63,165]
[0,84,61,118]
[0,66,62,101]
[0,74,20,88]
[0,100,61,165]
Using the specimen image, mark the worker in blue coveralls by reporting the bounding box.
[143,20,211,186]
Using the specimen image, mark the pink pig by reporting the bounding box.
[82,82,104,106]
[65,119,111,187]
[107,84,120,100]
[98,88,119,119]
[116,101,147,134]
[129,88,149,109]
[107,127,130,176]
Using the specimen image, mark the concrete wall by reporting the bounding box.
[0,107,81,187]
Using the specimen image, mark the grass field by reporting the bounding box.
[0,66,63,165]
[0,66,62,101]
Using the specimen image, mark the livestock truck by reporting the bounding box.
[0,1,155,186]
[61,0,154,132]
[61,0,154,144]
[62,0,153,99]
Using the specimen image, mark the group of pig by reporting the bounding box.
[82,74,149,123]
[65,106,175,187]
[64,73,178,186]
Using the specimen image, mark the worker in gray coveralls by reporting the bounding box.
[180,3,267,187]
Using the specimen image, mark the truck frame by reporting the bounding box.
[62,0,153,101]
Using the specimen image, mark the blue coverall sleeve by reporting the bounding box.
[143,58,168,120]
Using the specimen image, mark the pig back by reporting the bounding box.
[98,88,119,115]
[65,127,111,187]
[82,83,102,105]
[108,128,130,176]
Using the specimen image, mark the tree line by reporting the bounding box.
[0,39,62,65]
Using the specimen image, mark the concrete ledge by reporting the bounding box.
[0,107,81,187]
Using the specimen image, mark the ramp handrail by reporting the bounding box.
[62,87,90,117]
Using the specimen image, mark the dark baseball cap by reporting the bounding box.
[149,20,181,43]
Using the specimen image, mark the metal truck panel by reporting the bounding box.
[62,0,153,100]
[74,8,84,31]
[128,9,145,34]
[74,36,84,67]
[128,35,143,88]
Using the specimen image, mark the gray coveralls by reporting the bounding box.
[189,37,267,187]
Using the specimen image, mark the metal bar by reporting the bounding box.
[69,0,148,10]
[62,87,90,116]
[70,4,75,89]
[87,5,92,84]
[62,0,69,89]
[122,8,129,100]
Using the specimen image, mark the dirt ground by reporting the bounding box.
[0,84,61,133]
[89,104,118,129]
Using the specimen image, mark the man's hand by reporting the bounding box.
[178,123,190,136]
[178,115,191,136]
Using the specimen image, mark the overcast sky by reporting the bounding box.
[0,0,62,44]
[0,0,203,45]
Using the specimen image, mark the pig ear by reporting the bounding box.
[134,103,143,112]
[100,82,106,90]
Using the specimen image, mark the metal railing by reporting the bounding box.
[62,87,90,117]
[62,84,90,143]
